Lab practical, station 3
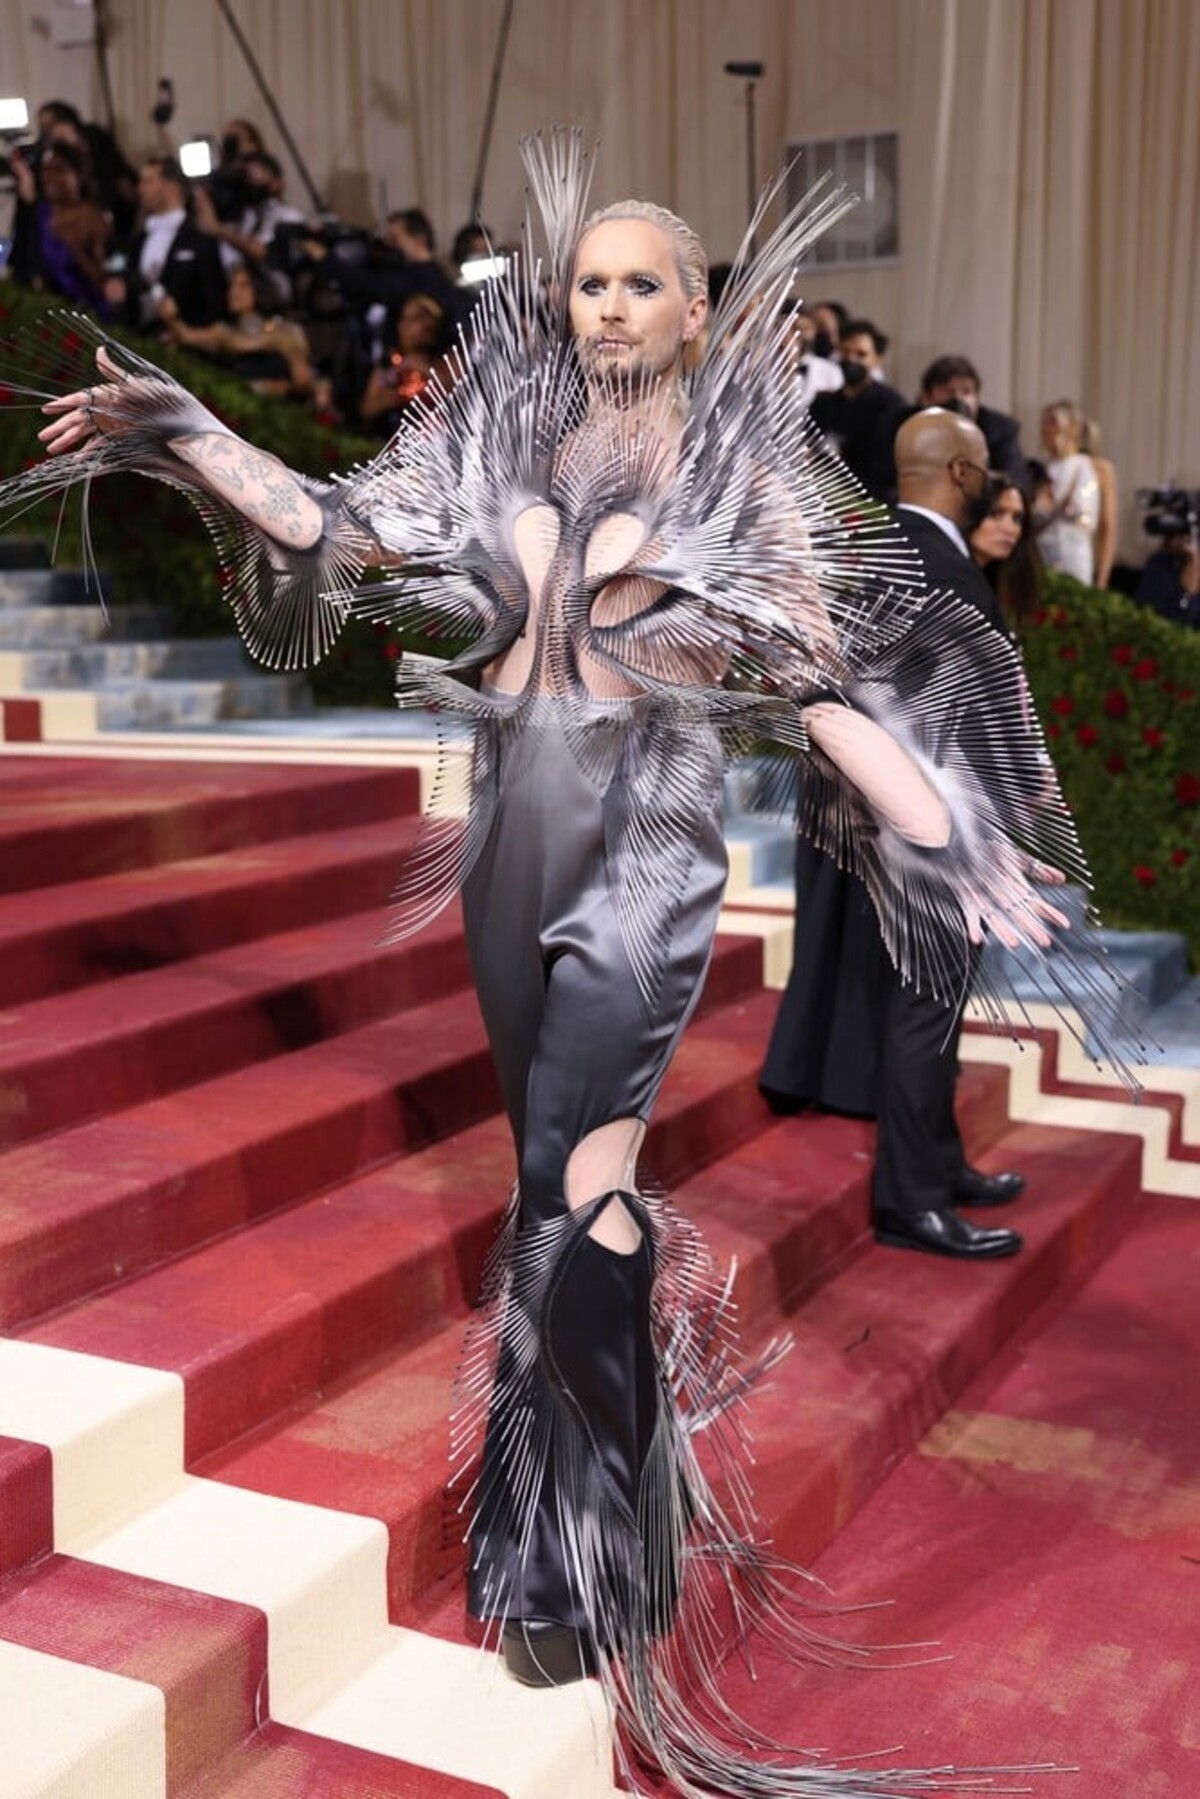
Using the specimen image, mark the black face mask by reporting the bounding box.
[812,329,834,359]
[841,358,871,388]
[243,182,270,204]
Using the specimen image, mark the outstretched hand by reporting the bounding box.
[962,847,1071,951]
[38,347,132,457]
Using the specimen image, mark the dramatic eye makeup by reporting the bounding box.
[575,273,665,297]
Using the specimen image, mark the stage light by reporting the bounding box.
[460,254,508,286]
[0,99,30,137]
[179,138,215,179]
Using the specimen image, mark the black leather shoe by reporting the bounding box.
[952,1166,1026,1206]
[502,1619,598,1687]
[874,1206,1023,1260]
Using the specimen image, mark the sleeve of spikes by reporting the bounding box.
[0,314,382,669]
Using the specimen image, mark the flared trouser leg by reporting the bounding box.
[459,717,723,1639]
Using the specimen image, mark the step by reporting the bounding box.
[0,567,107,604]
[0,1556,264,1794]
[2,1575,499,1799]
[0,1433,53,1579]
[0,538,51,571]
[0,903,472,1149]
[94,674,314,731]
[14,947,773,1452]
[734,1119,1142,1575]
[0,1639,164,1799]
[712,1190,1200,1792]
[978,883,1191,1020]
[0,932,766,1330]
[0,990,498,1329]
[0,812,419,1008]
[0,1346,602,1799]
[0,757,419,896]
[0,603,170,648]
[10,639,257,686]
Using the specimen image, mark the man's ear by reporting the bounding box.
[682,294,707,343]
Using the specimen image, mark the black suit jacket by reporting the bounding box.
[124,218,227,329]
[893,506,1006,632]
[977,403,1026,484]
[810,379,909,503]
[761,505,1017,1116]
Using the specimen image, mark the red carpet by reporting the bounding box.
[705,1192,1200,1794]
[0,750,1192,1797]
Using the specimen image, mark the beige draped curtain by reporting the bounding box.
[4,0,1198,553]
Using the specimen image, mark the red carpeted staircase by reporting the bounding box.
[0,750,1194,1799]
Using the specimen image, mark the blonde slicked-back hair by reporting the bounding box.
[576,198,709,373]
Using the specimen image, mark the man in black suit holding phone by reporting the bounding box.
[762,407,1029,1258]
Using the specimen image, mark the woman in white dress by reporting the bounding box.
[1035,399,1101,582]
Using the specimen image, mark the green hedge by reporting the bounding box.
[1019,575,1198,957]
[2,287,1196,953]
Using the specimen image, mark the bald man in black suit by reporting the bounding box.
[763,409,1030,1259]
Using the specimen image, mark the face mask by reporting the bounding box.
[841,359,870,388]
[244,182,270,203]
[812,329,834,359]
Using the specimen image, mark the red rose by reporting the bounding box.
[1176,773,1200,806]
[1132,864,1158,886]
[1142,727,1165,749]
[1031,608,1049,626]
[1076,724,1099,747]
[1171,849,1189,868]
[1162,679,1176,695]
[1103,690,1129,719]
[1179,687,1196,702]
[1111,644,1133,665]
[1046,722,1062,739]
[0,384,12,404]
[1051,605,1069,627]
[1105,753,1126,774]
[1133,657,1158,680]
[385,643,401,662]
[1051,695,1075,716]
[1059,645,1079,661]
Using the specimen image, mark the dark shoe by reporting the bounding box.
[874,1206,1023,1260]
[952,1166,1026,1207]
[502,1619,598,1687]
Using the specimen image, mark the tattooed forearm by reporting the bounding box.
[167,433,325,550]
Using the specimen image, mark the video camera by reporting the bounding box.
[1137,484,1200,539]
[270,218,373,280]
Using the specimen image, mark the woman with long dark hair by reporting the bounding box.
[970,474,1045,624]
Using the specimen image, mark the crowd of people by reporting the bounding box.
[3,94,1195,631]
[3,100,483,423]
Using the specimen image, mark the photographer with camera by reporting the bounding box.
[191,150,306,305]
[1136,487,1200,627]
